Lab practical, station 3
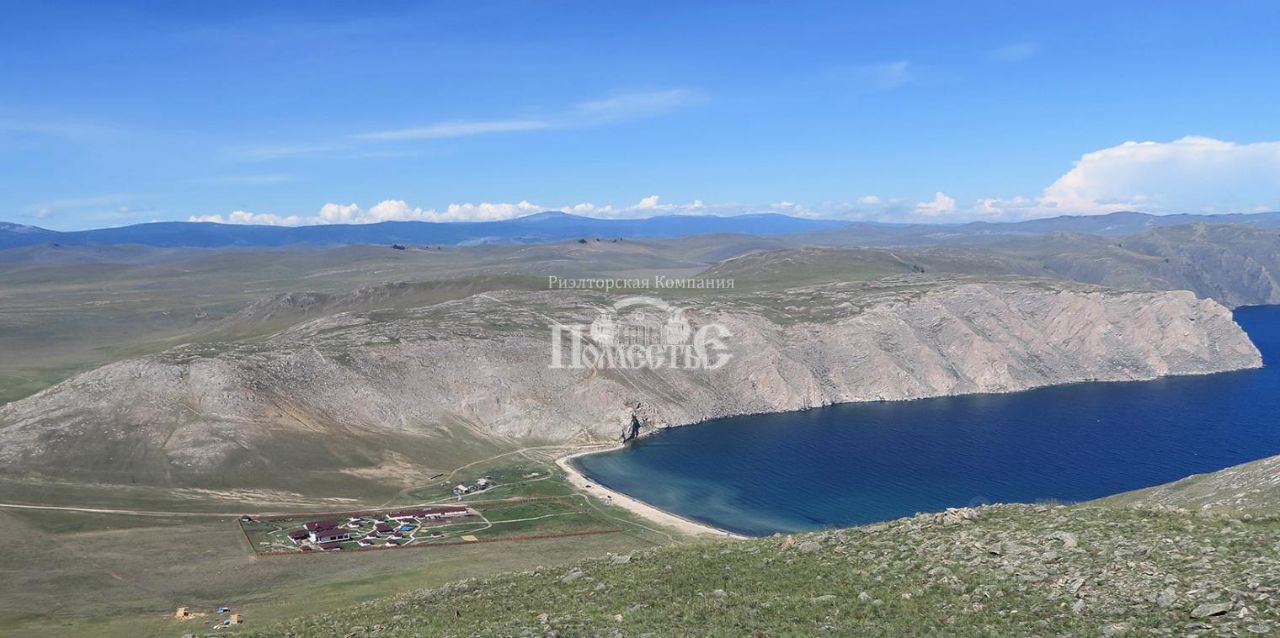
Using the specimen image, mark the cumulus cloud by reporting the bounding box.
[190,210,305,225]
[317,202,362,223]
[934,136,1280,221]
[914,192,957,216]
[186,196,790,226]
[1037,136,1280,214]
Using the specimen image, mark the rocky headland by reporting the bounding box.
[0,277,1260,489]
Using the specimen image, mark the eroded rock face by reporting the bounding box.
[0,279,1261,487]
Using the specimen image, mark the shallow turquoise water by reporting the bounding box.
[575,305,1280,536]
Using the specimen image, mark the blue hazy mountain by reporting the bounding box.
[0,212,848,249]
[3,210,1279,250]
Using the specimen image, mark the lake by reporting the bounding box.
[575,305,1280,536]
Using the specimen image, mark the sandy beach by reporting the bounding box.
[557,445,747,540]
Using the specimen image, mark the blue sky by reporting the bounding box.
[3,1,1279,229]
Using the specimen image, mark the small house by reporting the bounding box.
[421,506,470,519]
[311,528,351,544]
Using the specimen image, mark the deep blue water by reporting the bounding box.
[576,305,1280,537]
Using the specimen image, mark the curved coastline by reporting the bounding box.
[562,305,1280,537]
[557,305,1272,539]
[557,445,747,540]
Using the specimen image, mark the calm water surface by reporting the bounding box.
[576,305,1280,536]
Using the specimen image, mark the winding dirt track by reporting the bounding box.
[0,502,236,517]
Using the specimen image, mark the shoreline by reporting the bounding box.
[556,445,747,540]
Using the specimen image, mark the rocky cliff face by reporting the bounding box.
[0,278,1261,488]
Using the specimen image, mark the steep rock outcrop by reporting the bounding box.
[0,279,1261,487]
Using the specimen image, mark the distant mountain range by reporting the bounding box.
[2,210,1278,249]
[0,212,849,249]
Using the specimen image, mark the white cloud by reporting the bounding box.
[989,42,1039,62]
[317,202,362,223]
[914,192,956,216]
[231,90,701,161]
[353,119,550,142]
[635,195,662,210]
[190,210,305,225]
[935,136,1280,221]
[186,196,805,226]
[857,195,881,205]
[571,89,704,123]
[345,89,701,146]
[1037,136,1280,214]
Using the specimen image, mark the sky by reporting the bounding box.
[2,1,1279,230]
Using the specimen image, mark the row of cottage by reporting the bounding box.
[288,506,471,549]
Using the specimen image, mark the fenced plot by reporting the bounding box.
[239,497,616,556]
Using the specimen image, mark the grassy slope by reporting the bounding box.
[257,504,1280,637]
[1103,455,1280,516]
[0,240,716,404]
[0,453,684,638]
[0,508,652,638]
